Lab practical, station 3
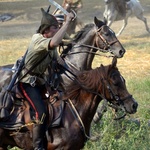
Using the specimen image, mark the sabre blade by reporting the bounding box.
[2,68,17,72]
[48,0,69,15]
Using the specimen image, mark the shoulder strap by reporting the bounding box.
[17,51,50,83]
[6,49,28,91]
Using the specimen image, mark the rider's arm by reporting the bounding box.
[49,12,74,48]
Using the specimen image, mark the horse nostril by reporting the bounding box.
[119,50,124,55]
[132,102,138,111]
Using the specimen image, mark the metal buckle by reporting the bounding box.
[30,76,37,87]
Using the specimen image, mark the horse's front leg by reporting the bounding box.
[136,13,150,33]
[106,10,118,27]
[116,18,128,36]
[93,99,108,123]
[116,10,132,36]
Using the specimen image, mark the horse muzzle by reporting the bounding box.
[124,98,138,114]
[110,48,125,58]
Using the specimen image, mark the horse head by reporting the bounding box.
[99,57,138,114]
[94,17,125,58]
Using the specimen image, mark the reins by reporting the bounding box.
[62,48,114,58]
[67,99,91,141]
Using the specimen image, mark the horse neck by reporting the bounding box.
[65,27,97,70]
[72,93,102,133]
[71,68,105,132]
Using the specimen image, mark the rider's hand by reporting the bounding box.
[66,12,75,22]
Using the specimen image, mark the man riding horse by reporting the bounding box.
[0,8,74,150]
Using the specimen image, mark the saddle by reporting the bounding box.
[0,85,65,131]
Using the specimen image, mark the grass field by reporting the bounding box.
[0,0,150,149]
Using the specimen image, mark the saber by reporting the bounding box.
[2,68,17,72]
[48,0,69,15]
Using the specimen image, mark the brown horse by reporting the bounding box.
[0,57,138,150]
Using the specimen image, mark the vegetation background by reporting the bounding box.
[0,0,150,149]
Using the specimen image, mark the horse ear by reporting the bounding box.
[112,57,117,68]
[94,17,105,28]
[108,57,117,74]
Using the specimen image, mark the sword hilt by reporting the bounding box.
[70,9,77,21]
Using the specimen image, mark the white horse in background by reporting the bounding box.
[103,0,150,36]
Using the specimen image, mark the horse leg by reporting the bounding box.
[107,20,113,27]
[0,129,4,150]
[106,9,118,27]
[93,100,108,123]
[116,9,133,36]
[116,18,128,36]
[136,13,150,33]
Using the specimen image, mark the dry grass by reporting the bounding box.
[0,38,30,64]
[93,35,150,79]
[0,35,149,80]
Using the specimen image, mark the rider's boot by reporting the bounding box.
[33,124,46,150]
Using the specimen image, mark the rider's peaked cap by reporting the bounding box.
[37,8,58,34]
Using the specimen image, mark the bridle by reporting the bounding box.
[95,25,119,51]
[103,78,132,107]
[96,69,132,109]
[61,25,120,57]
[72,68,132,115]
[100,78,132,120]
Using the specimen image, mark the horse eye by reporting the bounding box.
[110,73,120,85]
[104,32,109,36]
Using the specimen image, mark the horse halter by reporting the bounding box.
[95,25,118,51]
[91,69,132,112]
[104,80,133,106]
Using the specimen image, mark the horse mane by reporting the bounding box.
[65,65,109,100]
[61,23,95,57]
[73,23,95,42]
